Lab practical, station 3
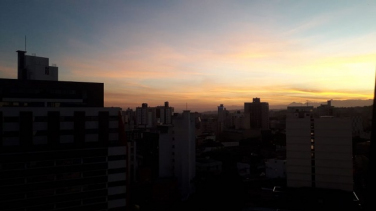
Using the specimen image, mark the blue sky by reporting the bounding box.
[1,0,376,111]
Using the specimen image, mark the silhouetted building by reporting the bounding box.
[0,78,104,107]
[316,100,334,116]
[136,132,160,182]
[244,98,269,130]
[17,50,58,81]
[135,102,174,128]
[231,110,245,130]
[286,106,353,191]
[200,117,219,135]
[217,104,228,132]
[0,51,103,107]
[155,102,173,125]
[287,105,313,113]
[0,50,128,210]
[136,103,151,127]
[122,108,136,130]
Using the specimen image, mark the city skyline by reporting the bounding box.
[1,1,376,112]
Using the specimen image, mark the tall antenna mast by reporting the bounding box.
[25,36,26,51]
[186,103,188,110]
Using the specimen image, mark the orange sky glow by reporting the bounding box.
[1,1,375,112]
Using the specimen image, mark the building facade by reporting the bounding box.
[0,50,128,210]
[0,78,104,108]
[135,102,174,128]
[156,102,173,125]
[218,104,225,132]
[17,50,58,81]
[244,98,269,130]
[286,106,353,191]
[0,107,127,210]
[158,111,196,201]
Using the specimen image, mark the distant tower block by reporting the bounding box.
[244,98,269,130]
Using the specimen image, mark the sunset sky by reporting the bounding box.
[1,0,376,112]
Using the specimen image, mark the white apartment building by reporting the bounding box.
[158,111,195,200]
[286,106,353,191]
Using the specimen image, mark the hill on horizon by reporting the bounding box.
[201,99,373,113]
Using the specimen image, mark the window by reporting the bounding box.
[27,161,55,168]
[45,67,49,75]
[109,155,126,161]
[83,157,106,163]
[57,172,81,180]
[83,183,106,191]
[83,170,106,177]
[56,201,81,208]
[83,197,106,205]
[56,159,81,166]
[108,168,126,174]
[2,162,24,170]
[27,175,55,183]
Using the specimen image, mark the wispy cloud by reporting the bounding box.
[6,1,371,112]
[58,24,376,111]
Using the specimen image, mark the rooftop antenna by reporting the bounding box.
[186,103,188,110]
[306,100,309,107]
[25,36,26,51]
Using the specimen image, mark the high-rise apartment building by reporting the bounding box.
[135,102,174,128]
[0,50,128,211]
[286,106,353,191]
[244,98,269,130]
[156,102,173,125]
[218,104,225,132]
[158,111,196,200]
[136,103,150,127]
